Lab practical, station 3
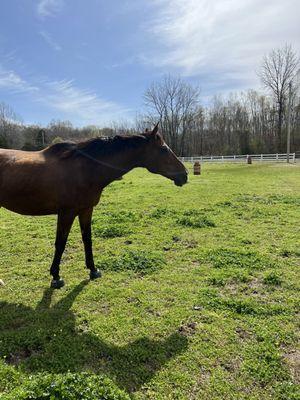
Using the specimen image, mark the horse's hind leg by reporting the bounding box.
[79,207,101,280]
[50,210,76,289]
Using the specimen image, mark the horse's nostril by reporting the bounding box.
[174,173,188,186]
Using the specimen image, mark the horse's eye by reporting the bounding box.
[161,147,169,154]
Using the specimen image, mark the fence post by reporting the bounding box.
[222,155,224,162]
[261,154,263,161]
[276,153,278,162]
[193,161,201,175]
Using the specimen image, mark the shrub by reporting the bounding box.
[97,250,165,274]
[102,211,137,223]
[198,289,287,316]
[150,207,177,219]
[207,276,226,286]
[2,372,129,400]
[207,271,251,286]
[243,342,290,386]
[199,248,274,270]
[263,272,282,286]
[279,248,300,258]
[93,224,130,238]
[177,213,215,228]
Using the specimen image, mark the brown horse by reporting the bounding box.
[0,124,187,288]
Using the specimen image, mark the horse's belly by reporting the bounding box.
[0,183,59,215]
[1,195,58,215]
[3,206,57,216]
[0,158,101,215]
[0,183,99,216]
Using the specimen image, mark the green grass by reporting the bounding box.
[0,163,299,399]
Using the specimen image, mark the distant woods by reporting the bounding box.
[141,45,300,156]
[1,45,299,156]
[0,113,131,152]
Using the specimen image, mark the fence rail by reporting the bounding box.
[180,153,296,163]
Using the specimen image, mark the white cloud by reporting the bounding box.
[37,0,63,18]
[0,67,129,125]
[146,0,300,92]
[39,31,62,51]
[0,66,38,93]
[43,79,128,124]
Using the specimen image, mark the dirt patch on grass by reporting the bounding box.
[247,278,264,294]
[178,322,197,336]
[236,326,252,341]
[283,349,300,383]
[6,348,32,365]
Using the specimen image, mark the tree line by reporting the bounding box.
[1,45,299,156]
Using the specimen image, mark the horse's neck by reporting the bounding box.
[94,146,143,184]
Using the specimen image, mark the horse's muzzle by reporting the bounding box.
[174,172,188,187]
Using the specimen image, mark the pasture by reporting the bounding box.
[0,163,299,399]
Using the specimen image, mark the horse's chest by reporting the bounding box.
[0,160,102,215]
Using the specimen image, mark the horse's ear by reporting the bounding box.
[142,122,160,141]
[151,122,159,136]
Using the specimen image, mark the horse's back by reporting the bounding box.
[0,148,44,165]
[0,146,100,215]
[0,148,61,214]
[0,148,45,184]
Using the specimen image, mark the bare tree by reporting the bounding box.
[258,44,299,150]
[0,102,23,148]
[143,75,200,155]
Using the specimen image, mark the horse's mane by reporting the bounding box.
[43,134,147,159]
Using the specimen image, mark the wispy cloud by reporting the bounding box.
[37,0,63,18]
[39,30,62,51]
[43,79,128,123]
[0,66,129,125]
[146,0,300,92]
[0,66,38,94]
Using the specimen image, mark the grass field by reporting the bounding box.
[0,163,299,400]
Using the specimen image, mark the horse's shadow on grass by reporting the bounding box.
[0,281,188,393]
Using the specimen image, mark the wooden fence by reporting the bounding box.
[180,153,296,163]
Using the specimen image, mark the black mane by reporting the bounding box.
[43,134,147,159]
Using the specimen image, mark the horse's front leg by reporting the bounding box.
[79,207,101,280]
[50,209,76,289]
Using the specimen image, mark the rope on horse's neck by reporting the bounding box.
[75,143,185,178]
[75,149,130,173]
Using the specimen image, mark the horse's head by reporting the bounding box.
[141,124,188,187]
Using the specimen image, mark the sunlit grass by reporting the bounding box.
[0,163,299,399]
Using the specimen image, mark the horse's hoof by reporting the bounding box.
[90,269,101,280]
[51,279,65,289]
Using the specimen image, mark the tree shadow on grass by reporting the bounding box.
[0,281,188,393]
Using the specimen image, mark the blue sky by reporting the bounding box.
[0,0,299,127]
